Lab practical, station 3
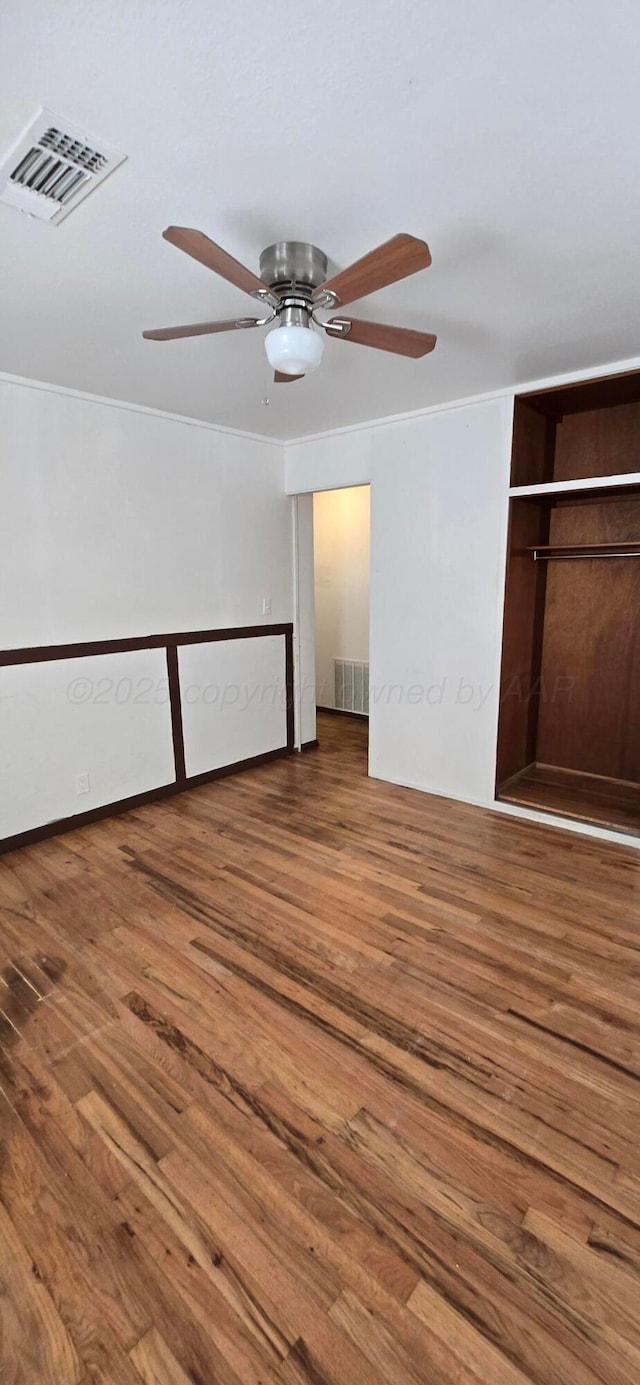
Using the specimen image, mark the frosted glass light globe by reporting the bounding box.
[264,323,324,376]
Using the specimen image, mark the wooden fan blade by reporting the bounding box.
[315,234,431,307]
[325,318,437,358]
[162,227,269,298]
[142,318,260,341]
[274,371,304,383]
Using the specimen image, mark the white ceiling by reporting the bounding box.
[1,0,639,441]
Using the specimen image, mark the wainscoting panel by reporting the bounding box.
[178,635,288,779]
[0,647,174,839]
[0,624,294,853]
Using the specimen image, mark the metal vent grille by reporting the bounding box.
[40,127,108,172]
[334,658,369,715]
[10,147,93,205]
[0,108,125,224]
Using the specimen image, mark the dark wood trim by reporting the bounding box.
[166,646,186,785]
[300,739,320,752]
[317,705,369,721]
[0,623,295,856]
[1,784,178,855]
[0,623,293,667]
[0,746,292,857]
[182,746,288,790]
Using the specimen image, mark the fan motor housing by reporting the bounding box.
[259,241,328,294]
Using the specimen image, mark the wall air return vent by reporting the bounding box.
[0,108,126,224]
[334,658,369,716]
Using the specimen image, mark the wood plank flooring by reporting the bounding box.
[1,710,640,1383]
[499,761,640,837]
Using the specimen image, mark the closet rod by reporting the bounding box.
[532,549,640,562]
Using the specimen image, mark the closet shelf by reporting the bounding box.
[509,473,640,499]
[526,540,640,561]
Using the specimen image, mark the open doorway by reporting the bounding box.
[312,485,370,764]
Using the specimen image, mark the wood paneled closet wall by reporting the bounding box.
[497,370,640,836]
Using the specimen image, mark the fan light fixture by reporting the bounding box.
[264,321,324,376]
[143,230,437,381]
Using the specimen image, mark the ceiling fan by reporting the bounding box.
[142,228,436,381]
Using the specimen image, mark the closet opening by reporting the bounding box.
[497,369,640,837]
[312,485,370,763]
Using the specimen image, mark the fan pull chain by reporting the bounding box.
[261,358,270,407]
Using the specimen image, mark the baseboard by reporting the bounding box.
[300,738,320,752]
[497,760,640,839]
[496,762,536,794]
[317,705,369,721]
[0,744,292,857]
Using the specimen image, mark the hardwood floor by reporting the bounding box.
[499,762,640,838]
[1,710,640,1383]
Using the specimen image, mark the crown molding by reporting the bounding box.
[6,348,640,451]
[0,370,285,447]
[284,352,640,448]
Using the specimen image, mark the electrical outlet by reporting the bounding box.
[75,771,90,795]
[262,597,272,616]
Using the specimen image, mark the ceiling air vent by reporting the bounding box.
[0,108,126,224]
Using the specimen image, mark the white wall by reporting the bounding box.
[0,377,292,839]
[286,398,514,807]
[293,494,317,747]
[179,635,288,776]
[313,487,370,709]
[0,649,175,838]
[0,379,290,646]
